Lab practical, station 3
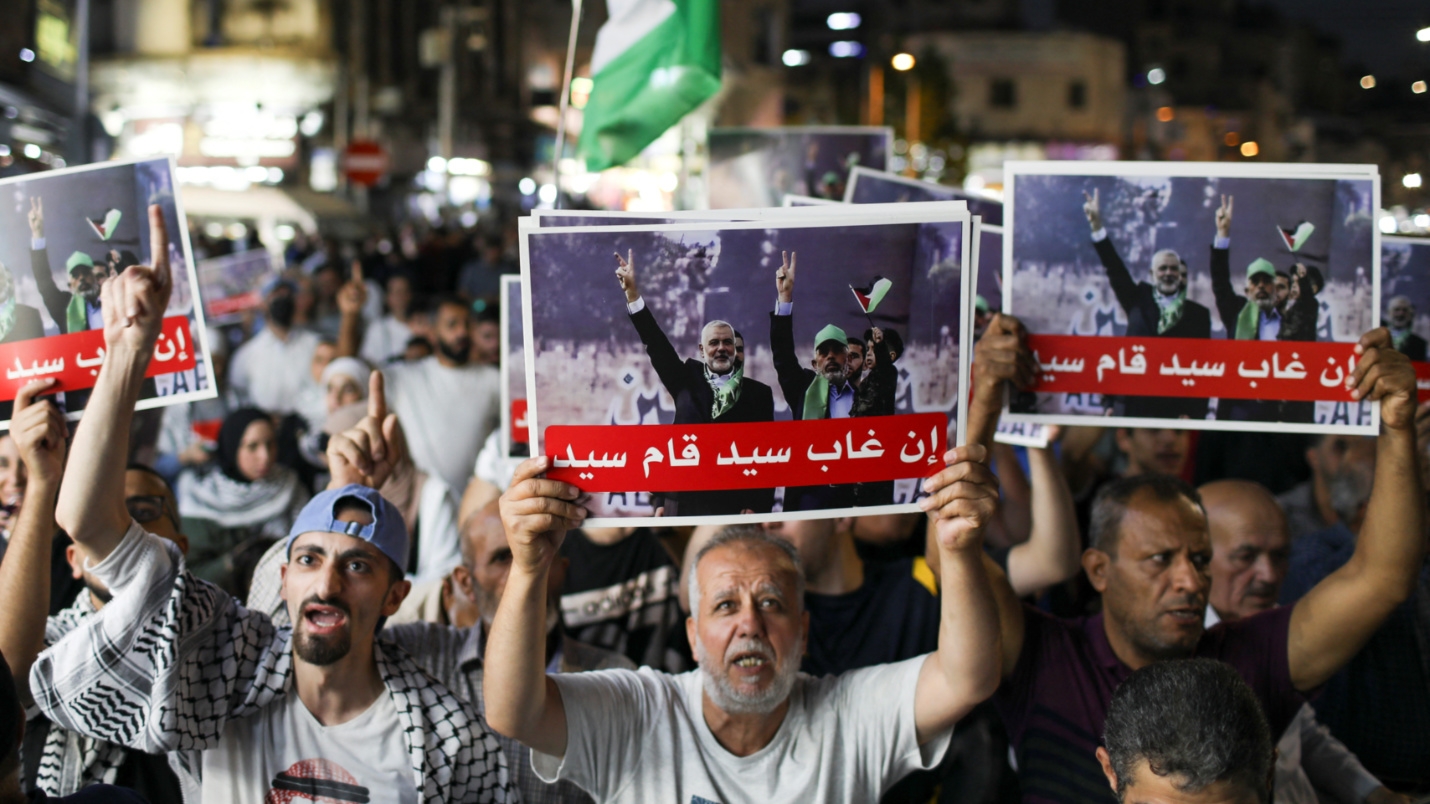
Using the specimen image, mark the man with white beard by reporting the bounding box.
[485,449,1004,802]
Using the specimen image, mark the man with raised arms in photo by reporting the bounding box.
[615,250,776,516]
[484,442,1004,802]
[1081,188,1213,420]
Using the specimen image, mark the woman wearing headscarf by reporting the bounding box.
[178,407,310,594]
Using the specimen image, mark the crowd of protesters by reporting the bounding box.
[0,205,1425,804]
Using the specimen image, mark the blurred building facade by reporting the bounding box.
[0,0,90,177]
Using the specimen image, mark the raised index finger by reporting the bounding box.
[147,205,170,289]
[352,260,364,284]
[368,370,387,420]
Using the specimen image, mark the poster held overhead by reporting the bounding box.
[1001,160,1379,436]
[707,127,892,208]
[0,157,217,427]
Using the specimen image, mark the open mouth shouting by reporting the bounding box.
[301,601,351,637]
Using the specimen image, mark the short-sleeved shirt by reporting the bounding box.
[560,529,687,671]
[534,656,951,803]
[803,557,941,676]
[995,606,1303,804]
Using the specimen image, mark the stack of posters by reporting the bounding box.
[518,203,972,526]
[707,127,892,208]
[0,158,217,426]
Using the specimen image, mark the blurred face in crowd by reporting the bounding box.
[1116,428,1190,478]
[68,469,189,609]
[1201,481,1290,622]
[733,335,746,370]
[811,340,848,383]
[236,419,278,482]
[282,507,408,667]
[266,284,297,329]
[1388,296,1415,330]
[1246,273,1276,312]
[69,265,99,303]
[455,504,566,630]
[1150,251,1186,296]
[1325,438,1376,532]
[434,302,473,365]
[1086,489,1212,666]
[310,341,336,383]
[471,319,500,366]
[688,541,808,716]
[0,435,26,533]
[845,342,865,378]
[700,323,736,374]
[326,374,364,414]
[314,265,341,305]
[1273,274,1290,310]
[386,275,413,319]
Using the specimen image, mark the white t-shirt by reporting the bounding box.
[202,686,419,804]
[534,655,949,803]
[229,327,322,415]
[383,357,500,493]
[362,315,414,366]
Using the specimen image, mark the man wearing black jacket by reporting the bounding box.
[1083,189,1213,420]
[615,251,776,516]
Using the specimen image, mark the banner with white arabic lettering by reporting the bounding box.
[522,204,972,526]
[0,316,195,400]
[545,413,947,492]
[1027,334,1357,401]
[0,157,217,428]
[1002,162,1379,435]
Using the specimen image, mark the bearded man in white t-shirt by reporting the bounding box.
[27,207,514,804]
[486,451,1004,803]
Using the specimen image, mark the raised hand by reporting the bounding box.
[975,314,1037,392]
[1348,327,1417,431]
[101,205,172,356]
[1216,194,1234,239]
[614,250,639,303]
[327,371,408,489]
[500,456,587,573]
[27,197,43,241]
[919,445,1000,552]
[337,261,368,316]
[9,379,66,485]
[1082,189,1102,232]
[870,326,884,344]
[776,250,797,303]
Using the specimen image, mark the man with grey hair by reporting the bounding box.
[1097,659,1274,804]
[1386,295,1426,361]
[1081,188,1213,419]
[614,250,775,516]
[488,443,1005,802]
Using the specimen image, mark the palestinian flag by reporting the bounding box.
[1277,221,1314,252]
[577,0,721,171]
[850,276,893,314]
[87,209,122,241]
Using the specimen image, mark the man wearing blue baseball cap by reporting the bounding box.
[27,206,514,803]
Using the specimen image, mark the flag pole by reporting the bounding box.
[553,0,584,212]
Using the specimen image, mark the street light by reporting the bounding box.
[827,12,861,30]
[1417,26,1430,42]
[1240,141,1259,158]
[1414,81,1428,94]
[1404,173,1423,189]
[782,49,811,67]
[891,53,915,71]
[1361,75,1376,89]
[1147,67,1166,85]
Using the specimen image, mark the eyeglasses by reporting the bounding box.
[126,495,179,530]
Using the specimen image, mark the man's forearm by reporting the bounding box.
[484,564,566,755]
[1006,447,1081,596]
[0,475,60,705]
[1355,425,1426,590]
[933,542,1002,708]
[966,378,1003,450]
[336,311,362,358]
[55,348,149,560]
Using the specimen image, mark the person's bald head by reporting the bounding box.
[1199,480,1290,622]
[458,499,566,626]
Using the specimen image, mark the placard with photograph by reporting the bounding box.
[1381,235,1430,402]
[197,248,277,325]
[1001,161,1380,434]
[521,209,971,526]
[0,157,216,426]
[500,274,529,458]
[845,166,1005,225]
[708,126,892,208]
[783,194,842,207]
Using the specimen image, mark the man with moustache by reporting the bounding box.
[27,208,514,803]
[614,251,776,516]
[382,295,501,495]
[966,313,1426,804]
[1386,295,1427,361]
[1200,480,1404,804]
[484,438,1004,802]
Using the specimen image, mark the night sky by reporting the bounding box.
[1255,0,1428,78]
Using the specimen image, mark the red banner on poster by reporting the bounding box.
[544,413,948,492]
[1414,362,1430,404]
[0,316,196,402]
[511,399,529,444]
[1025,334,1358,403]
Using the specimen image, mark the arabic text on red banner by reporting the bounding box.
[0,316,197,402]
[1025,334,1358,403]
[544,413,947,492]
